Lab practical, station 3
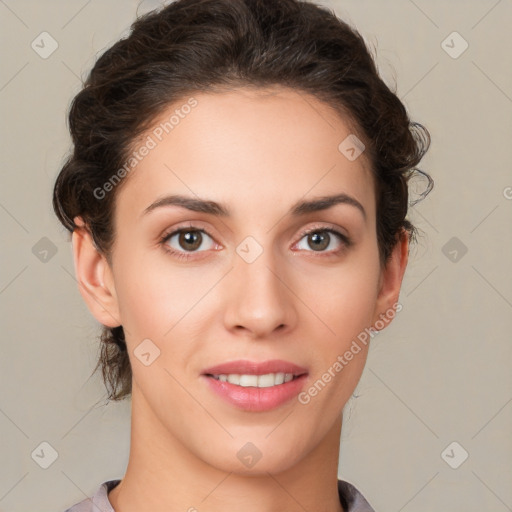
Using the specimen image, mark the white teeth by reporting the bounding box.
[212,372,299,387]
[239,374,258,387]
[257,373,276,388]
[227,374,240,385]
[274,372,285,385]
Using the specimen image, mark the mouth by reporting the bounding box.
[201,359,309,411]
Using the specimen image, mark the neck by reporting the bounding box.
[108,382,345,512]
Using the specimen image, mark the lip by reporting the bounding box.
[201,359,309,412]
[202,359,308,376]
[202,374,308,412]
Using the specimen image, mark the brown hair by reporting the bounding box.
[53,0,432,401]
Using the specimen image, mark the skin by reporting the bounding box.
[72,86,408,512]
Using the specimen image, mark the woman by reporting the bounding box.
[55,0,432,510]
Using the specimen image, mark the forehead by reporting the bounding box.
[115,86,375,224]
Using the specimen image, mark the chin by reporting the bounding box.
[200,438,304,476]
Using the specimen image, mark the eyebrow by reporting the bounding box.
[142,192,366,220]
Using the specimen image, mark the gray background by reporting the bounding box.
[1,0,511,511]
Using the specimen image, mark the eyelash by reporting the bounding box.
[159,223,352,261]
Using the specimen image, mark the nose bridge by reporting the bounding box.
[224,239,296,336]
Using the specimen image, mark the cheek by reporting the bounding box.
[299,252,380,337]
[112,264,201,396]
[112,250,200,336]
[294,248,380,387]
[329,269,379,331]
[295,273,377,418]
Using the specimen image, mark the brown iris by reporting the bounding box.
[308,231,330,251]
[179,230,203,251]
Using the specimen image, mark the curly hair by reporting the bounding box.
[53,0,432,401]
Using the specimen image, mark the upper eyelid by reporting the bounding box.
[296,222,348,238]
[160,221,214,238]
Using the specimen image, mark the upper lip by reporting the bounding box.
[202,359,308,376]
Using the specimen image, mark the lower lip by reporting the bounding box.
[202,374,308,412]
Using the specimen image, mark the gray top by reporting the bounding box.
[64,479,375,511]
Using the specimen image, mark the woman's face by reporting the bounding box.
[78,86,407,474]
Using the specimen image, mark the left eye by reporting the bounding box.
[295,229,345,252]
[164,229,216,253]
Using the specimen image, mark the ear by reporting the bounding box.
[71,217,121,328]
[371,230,409,330]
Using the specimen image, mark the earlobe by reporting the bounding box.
[71,217,121,328]
[372,230,409,330]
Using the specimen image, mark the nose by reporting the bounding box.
[223,247,298,339]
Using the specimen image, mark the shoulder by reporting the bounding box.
[337,479,376,512]
[63,480,120,512]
